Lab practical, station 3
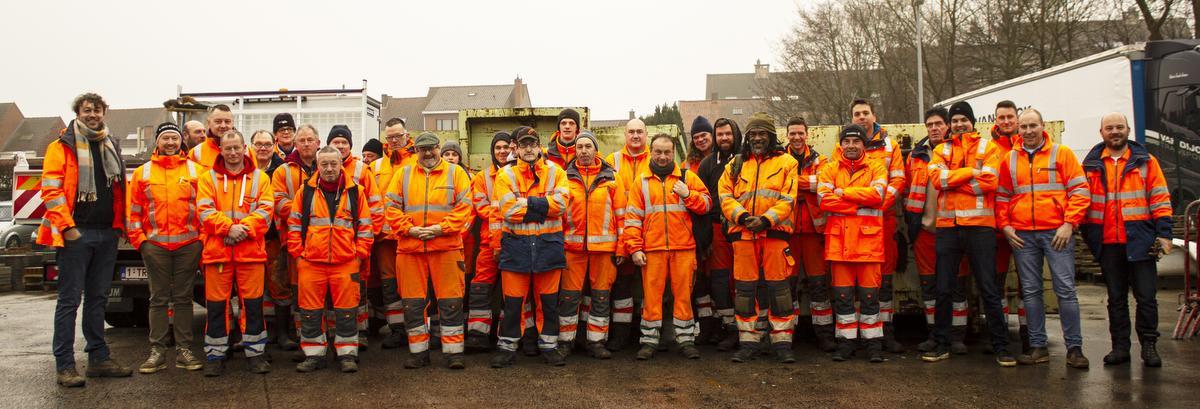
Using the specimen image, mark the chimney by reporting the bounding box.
[512,76,527,108]
[628,110,636,120]
[754,59,769,80]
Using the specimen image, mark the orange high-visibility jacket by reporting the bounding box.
[271,159,315,243]
[818,156,888,263]
[1080,141,1173,262]
[371,142,417,239]
[996,138,1090,231]
[384,159,473,253]
[719,151,799,241]
[342,155,384,236]
[928,131,1003,228]
[607,146,650,254]
[126,153,202,250]
[197,156,273,264]
[623,167,711,254]
[904,138,936,215]
[789,145,825,234]
[37,125,128,247]
[545,132,577,168]
[494,158,569,273]
[564,160,627,255]
[189,137,221,170]
[471,165,504,248]
[833,125,906,209]
[286,171,374,263]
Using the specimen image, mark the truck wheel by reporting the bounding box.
[105,312,136,328]
[5,236,19,249]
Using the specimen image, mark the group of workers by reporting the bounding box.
[45,92,1172,387]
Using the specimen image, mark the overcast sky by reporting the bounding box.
[1,0,802,121]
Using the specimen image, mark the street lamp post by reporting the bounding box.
[914,0,925,122]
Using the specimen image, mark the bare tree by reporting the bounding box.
[1134,0,1179,39]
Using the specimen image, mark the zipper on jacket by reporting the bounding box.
[662,175,670,250]
[423,169,430,252]
[1027,150,1036,230]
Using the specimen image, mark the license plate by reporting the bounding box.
[122,266,148,280]
[107,286,122,297]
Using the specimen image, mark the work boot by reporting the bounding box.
[587,342,611,360]
[996,348,1017,367]
[558,342,574,357]
[917,336,938,353]
[679,343,701,360]
[291,350,307,363]
[882,323,905,353]
[867,341,885,363]
[1019,325,1031,354]
[1066,346,1090,369]
[139,348,168,374]
[296,357,327,372]
[521,332,540,357]
[56,368,85,387]
[276,306,298,351]
[1017,347,1050,365]
[716,327,740,352]
[85,359,132,378]
[921,345,950,363]
[731,344,758,363]
[1104,349,1131,366]
[176,347,203,371]
[247,355,271,374]
[446,353,466,370]
[381,327,405,349]
[815,329,838,353]
[358,331,369,352]
[339,356,359,373]
[1142,341,1162,367]
[776,348,797,364]
[465,332,491,352]
[403,351,431,369]
[635,344,656,361]
[543,348,566,366]
[831,341,856,362]
[203,360,225,377]
[606,323,632,351]
[950,326,968,355]
[490,351,516,368]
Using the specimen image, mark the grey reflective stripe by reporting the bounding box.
[1151,202,1171,211]
[1087,210,1104,220]
[1013,183,1066,194]
[645,204,689,214]
[502,218,563,230]
[938,208,994,218]
[601,195,613,236]
[200,209,218,219]
[737,189,784,202]
[187,161,197,178]
[980,165,997,175]
[1068,187,1089,197]
[1009,150,1019,194]
[1149,186,1169,196]
[889,169,905,178]
[224,210,249,219]
[406,204,454,213]
[386,192,404,208]
[130,204,143,213]
[43,178,63,188]
[400,166,413,212]
[484,167,495,200]
[353,161,364,181]
[905,198,925,209]
[144,183,160,238]
[284,165,295,197]
[565,234,617,244]
[1066,175,1087,187]
[147,231,199,244]
[1122,207,1149,217]
[141,163,152,180]
[1047,145,1059,184]
[641,178,653,216]
[197,198,215,207]
[249,172,262,198]
[612,152,621,172]
[996,186,1011,195]
[45,196,66,208]
[357,231,373,239]
[827,208,882,217]
[309,217,354,229]
[445,164,458,206]
[1091,194,1106,203]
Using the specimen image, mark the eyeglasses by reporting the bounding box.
[252,143,275,149]
[385,133,409,141]
[517,140,540,148]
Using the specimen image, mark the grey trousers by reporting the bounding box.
[143,241,202,350]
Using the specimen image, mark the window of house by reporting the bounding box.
[732,108,744,115]
[437,119,457,131]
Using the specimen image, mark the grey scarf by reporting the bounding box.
[73,120,122,202]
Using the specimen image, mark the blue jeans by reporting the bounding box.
[53,227,119,371]
[1012,229,1082,349]
[935,226,1009,351]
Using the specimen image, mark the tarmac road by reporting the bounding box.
[0,284,1197,409]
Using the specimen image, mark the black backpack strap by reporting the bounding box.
[299,184,315,245]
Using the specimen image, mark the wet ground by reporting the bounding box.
[1,284,1197,409]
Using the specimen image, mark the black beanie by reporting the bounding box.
[490,131,512,167]
[839,124,868,143]
[272,113,295,133]
[327,124,353,147]
[691,116,714,136]
[948,101,975,127]
[155,122,182,140]
[362,138,383,158]
[557,108,581,131]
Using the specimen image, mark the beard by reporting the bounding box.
[1106,137,1127,150]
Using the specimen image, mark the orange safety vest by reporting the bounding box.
[494,158,569,273]
[563,159,626,255]
[197,156,273,264]
[788,145,824,234]
[623,167,711,253]
[996,138,1090,231]
[817,156,888,262]
[832,125,905,209]
[471,165,505,248]
[545,132,577,168]
[718,151,798,241]
[285,171,374,263]
[384,159,473,253]
[126,153,201,250]
[928,131,1002,228]
[343,155,384,235]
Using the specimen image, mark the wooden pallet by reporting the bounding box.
[22,266,42,291]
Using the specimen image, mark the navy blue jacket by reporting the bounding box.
[1079,140,1172,262]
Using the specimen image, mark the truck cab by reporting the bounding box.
[1143,40,1200,209]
